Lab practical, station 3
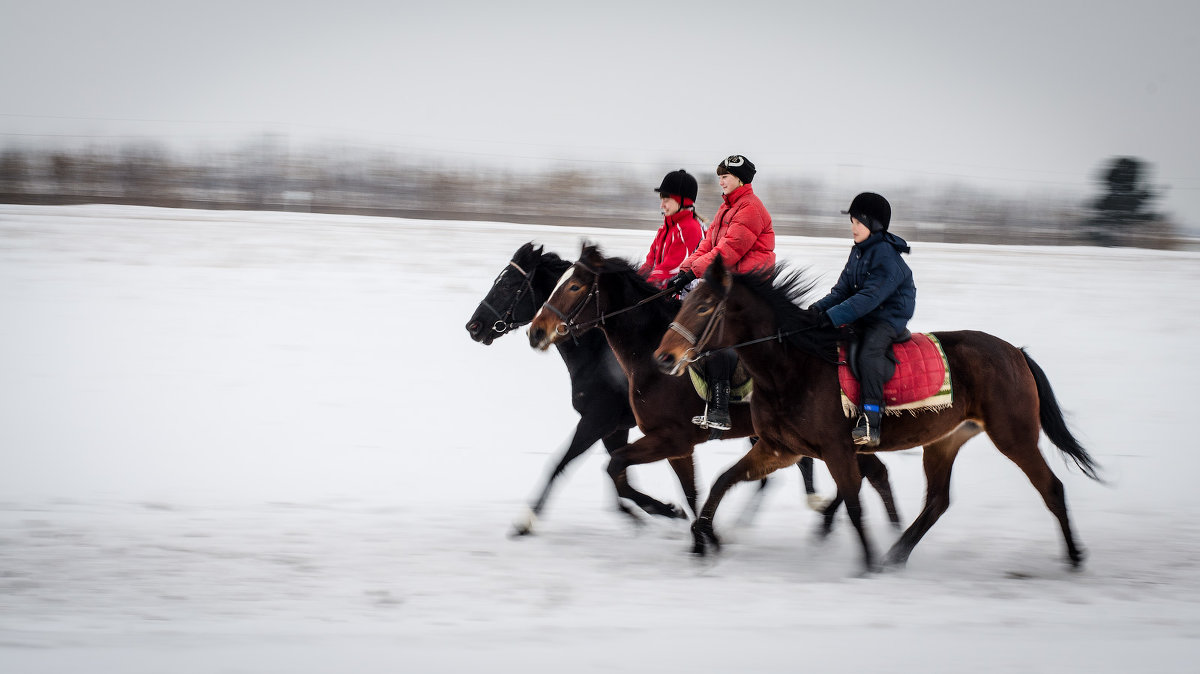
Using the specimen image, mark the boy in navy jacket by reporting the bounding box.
[809,193,915,447]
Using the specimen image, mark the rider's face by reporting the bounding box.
[851,216,871,243]
[660,196,681,216]
[718,172,742,195]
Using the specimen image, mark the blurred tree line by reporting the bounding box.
[0,141,1182,249]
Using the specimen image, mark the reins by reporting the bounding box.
[547,261,677,337]
[667,297,840,367]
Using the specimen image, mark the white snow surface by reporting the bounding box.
[1,204,1198,673]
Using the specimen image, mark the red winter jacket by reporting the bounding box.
[681,184,774,277]
[639,207,704,287]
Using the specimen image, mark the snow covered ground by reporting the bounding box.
[1,204,1198,673]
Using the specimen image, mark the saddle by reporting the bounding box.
[838,332,953,417]
[686,360,753,404]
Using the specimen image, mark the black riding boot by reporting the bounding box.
[693,379,732,431]
[852,402,882,447]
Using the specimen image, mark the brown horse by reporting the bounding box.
[653,255,1102,572]
[527,243,900,524]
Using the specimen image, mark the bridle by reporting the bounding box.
[544,261,676,338]
[665,289,838,374]
[664,297,729,373]
[479,260,538,335]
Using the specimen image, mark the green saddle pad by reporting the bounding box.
[687,366,753,404]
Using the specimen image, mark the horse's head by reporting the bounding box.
[654,255,735,375]
[528,242,608,351]
[466,242,550,345]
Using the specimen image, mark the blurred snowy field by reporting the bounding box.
[1,204,1198,673]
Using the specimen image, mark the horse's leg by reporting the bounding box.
[985,419,1087,568]
[822,450,876,573]
[691,440,799,556]
[883,423,978,567]
[735,440,773,528]
[512,414,622,536]
[858,454,901,528]
[599,428,640,523]
[606,434,693,520]
[666,455,699,517]
[818,493,844,538]
[797,456,832,511]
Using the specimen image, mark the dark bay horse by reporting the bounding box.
[526,243,900,524]
[653,256,1102,572]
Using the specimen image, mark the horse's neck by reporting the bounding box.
[531,258,570,307]
[733,328,827,399]
[555,329,610,373]
[598,287,674,377]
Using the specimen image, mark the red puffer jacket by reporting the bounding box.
[681,184,774,277]
[639,208,704,287]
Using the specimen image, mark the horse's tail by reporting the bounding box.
[1021,348,1102,482]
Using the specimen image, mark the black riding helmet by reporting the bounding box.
[654,169,699,203]
[842,192,892,232]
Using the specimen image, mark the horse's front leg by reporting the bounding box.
[606,434,693,520]
[692,439,800,556]
[512,413,620,536]
[824,448,877,574]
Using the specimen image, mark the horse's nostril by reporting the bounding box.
[467,321,480,333]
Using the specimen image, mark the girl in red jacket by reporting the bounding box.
[666,155,776,433]
[639,169,704,287]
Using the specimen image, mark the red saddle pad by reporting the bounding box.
[837,333,949,408]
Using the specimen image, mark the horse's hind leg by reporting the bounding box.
[985,420,1087,568]
[883,422,980,567]
[858,454,901,528]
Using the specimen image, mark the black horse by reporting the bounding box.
[466,243,833,534]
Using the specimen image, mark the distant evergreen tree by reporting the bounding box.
[1087,156,1161,246]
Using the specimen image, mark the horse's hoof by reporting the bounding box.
[806,493,832,512]
[508,509,537,538]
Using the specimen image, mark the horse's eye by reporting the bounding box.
[697,304,712,315]
[569,284,581,292]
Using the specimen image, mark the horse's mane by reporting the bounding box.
[581,244,681,312]
[734,265,839,358]
[514,242,571,278]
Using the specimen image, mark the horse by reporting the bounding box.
[653,255,1103,572]
[526,243,901,525]
[466,243,638,534]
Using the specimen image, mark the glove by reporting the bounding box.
[809,307,833,328]
[667,270,696,293]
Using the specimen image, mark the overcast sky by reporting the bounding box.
[3,0,1198,226]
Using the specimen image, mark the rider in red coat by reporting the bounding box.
[666,155,776,434]
[678,158,774,278]
[639,169,704,287]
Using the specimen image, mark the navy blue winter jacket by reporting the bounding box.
[810,231,916,333]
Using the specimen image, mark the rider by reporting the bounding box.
[808,192,915,447]
[666,154,775,432]
[639,169,704,288]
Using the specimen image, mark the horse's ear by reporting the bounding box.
[705,254,732,296]
[580,240,605,269]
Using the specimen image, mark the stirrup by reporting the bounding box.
[692,405,732,431]
[851,415,880,447]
